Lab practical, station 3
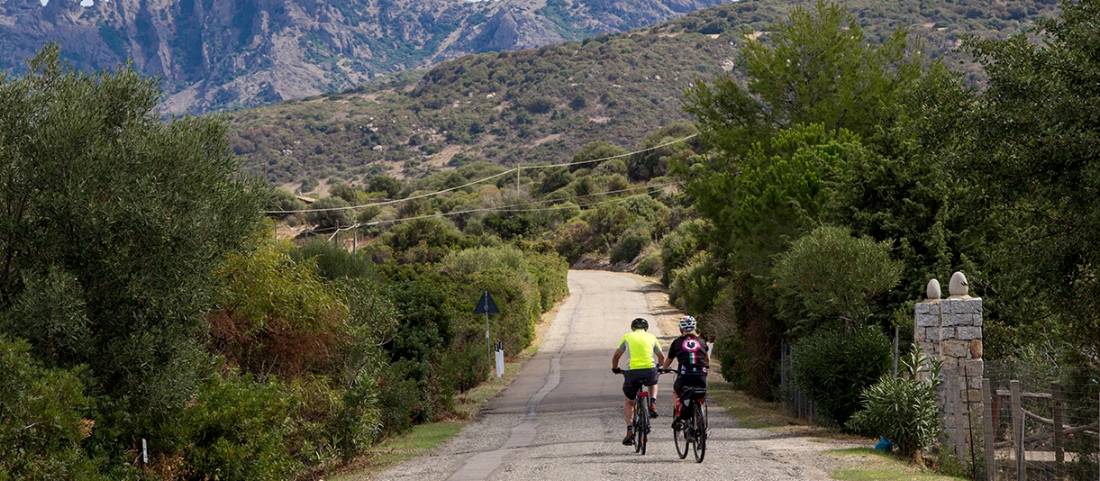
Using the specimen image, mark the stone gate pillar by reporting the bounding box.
[914,272,984,461]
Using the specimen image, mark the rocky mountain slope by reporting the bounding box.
[0,0,730,114]
[225,0,1059,187]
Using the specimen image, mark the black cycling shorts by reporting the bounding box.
[622,368,659,400]
[673,374,707,399]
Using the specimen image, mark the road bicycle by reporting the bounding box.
[661,369,708,463]
[615,370,653,455]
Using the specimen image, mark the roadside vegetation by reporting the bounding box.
[0,48,567,480]
[661,0,1100,473]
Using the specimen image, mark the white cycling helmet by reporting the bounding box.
[678,315,697,332]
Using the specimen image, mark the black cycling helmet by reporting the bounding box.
[631,318,649,330]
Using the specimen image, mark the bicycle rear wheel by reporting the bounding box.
[637,396,649,455]
[673,401,690,459]
[633,398,643,453]
[692,400,707,463]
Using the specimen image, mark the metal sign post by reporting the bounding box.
[473,291,500,362]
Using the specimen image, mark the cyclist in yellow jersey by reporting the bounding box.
[611,317,665,445]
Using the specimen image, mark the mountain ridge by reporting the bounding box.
[0,0,731,114]
[225,0,1060,187]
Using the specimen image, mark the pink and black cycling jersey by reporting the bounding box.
[667,334,708,376]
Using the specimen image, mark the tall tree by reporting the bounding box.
[0,46,263,451]
[959,0,1100,368]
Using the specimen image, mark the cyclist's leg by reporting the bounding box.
[622,372,642,443]
[672,375,685,419]
[644,368,660,416]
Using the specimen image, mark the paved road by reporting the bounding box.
[375,270,840,481]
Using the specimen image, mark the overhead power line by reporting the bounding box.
[266,134,697,215]
[521,133,697,170]
[319,183,678,240]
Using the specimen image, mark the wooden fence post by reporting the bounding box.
[983,381,996,481]
[1010,380,1025,481]
[1052,382,1064,479]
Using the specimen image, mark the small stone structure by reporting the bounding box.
[915,272,984,461]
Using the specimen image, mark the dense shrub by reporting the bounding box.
[773,226,902,335]
[0,336,110,481]
[635,251,662,277]
[366,175,403,197]
[178,373,299,481]
[211,239,349,377]
[610,230,649,264]
[265,189,307,217]
[295,240,376,280]
[791,326,892,426]
[376,360,425,435]
[669,251,721,315]
[848,349,941,461]
[659,219,708,285]
[306,197,353,229]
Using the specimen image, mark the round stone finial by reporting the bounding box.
[949,271,969,298]
[926,278,941,300]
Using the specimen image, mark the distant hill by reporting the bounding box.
[0,0,730,114]
[227,0,1058,188]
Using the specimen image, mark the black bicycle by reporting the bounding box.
[616,370,653,455]
[661,369,708,463]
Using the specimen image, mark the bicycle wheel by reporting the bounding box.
[633,399,643,453]
[673,401,690,459]
[692,400,707,463]
[633,396,646,455]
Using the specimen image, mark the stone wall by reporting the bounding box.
[914,272,984,460]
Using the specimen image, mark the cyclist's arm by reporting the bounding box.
[611,345,625,370]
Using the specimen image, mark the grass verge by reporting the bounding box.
[827,448,968,481]
[707,380,802,429]
[330,301,563,480]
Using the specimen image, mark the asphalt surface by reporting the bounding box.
[374,270,840,481]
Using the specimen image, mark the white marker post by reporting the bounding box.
[141,438,148,466]
[495,341,505,378]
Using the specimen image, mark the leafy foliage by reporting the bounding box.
[773,226,902,335]
[848,349,942,459]
[177,373,300,481]
[0,336,111,481]
[791,326,892,426]
[0,46,263,460]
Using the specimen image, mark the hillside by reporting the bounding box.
[0,0,730,114]
[227,0,1060,189]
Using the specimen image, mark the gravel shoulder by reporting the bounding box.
[371,270,862,481]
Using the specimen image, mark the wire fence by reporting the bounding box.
[779,341,819,424]
[977,361,1099,481]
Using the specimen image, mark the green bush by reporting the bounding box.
[0,336,110,481]
[669,251,721,315]
[306,197,353,229]
[376,360,426,435]
[332,369,382,463]
[659,219,708,285]
[635,251,662,276]
[295,240,376,280]
[610,230,649,264]
[178,373,299,481]
[265,189,306,217]
[791,326,891,426]
[773,226,902,335]
[848,349,941,460]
